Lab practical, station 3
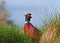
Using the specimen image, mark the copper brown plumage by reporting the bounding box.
[24,13,41,43]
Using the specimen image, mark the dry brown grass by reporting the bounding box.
[40,10,60,43]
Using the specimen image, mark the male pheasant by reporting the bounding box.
[24,13,41,43]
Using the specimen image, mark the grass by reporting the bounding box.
[0,23,33,43]
[40,10,60,43]
[0,9,60,43]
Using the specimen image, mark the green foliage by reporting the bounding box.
[0,24,33,43]
[39,27,45,35]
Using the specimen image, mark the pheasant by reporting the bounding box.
[24,13,41,43]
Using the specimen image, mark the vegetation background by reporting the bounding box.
[0,0,60,43]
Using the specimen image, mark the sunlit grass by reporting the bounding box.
[40,10,60,43]
[0,23,33,43]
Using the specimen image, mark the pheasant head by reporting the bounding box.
[25,13,32,23]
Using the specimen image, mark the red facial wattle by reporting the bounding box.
[25,13,32,18]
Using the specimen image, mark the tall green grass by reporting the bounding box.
[0,23,33,43]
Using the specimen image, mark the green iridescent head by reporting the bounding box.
[25,13,32,23]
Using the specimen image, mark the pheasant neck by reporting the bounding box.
[25,21,30,23]
[25,17,31,23]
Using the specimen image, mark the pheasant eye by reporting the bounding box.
[30,14,31,15]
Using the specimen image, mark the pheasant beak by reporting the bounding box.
[30,15,32,18]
